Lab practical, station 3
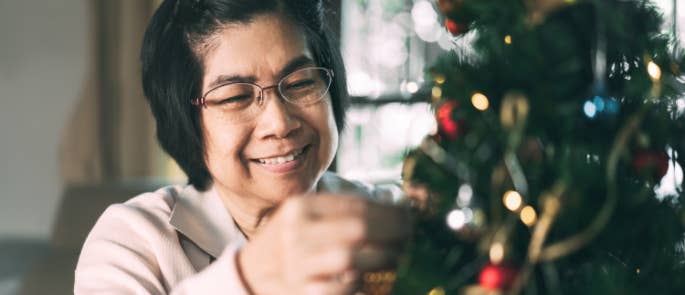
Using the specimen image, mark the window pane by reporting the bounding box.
[340,0,452,98]
[337,103,435,183]
[338,0,449,183]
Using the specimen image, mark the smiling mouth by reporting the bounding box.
[254,145,310,165]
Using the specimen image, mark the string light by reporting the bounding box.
[471,92,490,111]
[647,61,662,81]
[503,190,523,211]
[520,205,538,226]
[447,209,467,230]
[489,242,505,264]
[504,35,512,45]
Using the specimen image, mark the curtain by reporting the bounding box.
[60,0,161,185]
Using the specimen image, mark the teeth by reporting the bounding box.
[258,148,304,165]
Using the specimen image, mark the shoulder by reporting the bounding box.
[317,171,402,203]
[80,185,190,251]
[100,185,183,226]
[75,185,207,293]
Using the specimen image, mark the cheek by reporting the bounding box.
[316,101,339,163]
[202,116,250,166]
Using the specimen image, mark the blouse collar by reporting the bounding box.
[168,185,246,258]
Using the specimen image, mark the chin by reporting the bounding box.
[272,177,317,197]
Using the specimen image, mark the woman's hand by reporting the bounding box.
[238,194,410,295]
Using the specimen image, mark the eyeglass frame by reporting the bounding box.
[190,66,335,109]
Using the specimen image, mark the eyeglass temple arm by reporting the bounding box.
[191,97,206,108]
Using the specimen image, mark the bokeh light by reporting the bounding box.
[503,190,523,211]
[471,92,490,111]
[583,100,597,119]
[447,209,467,230]
[654,148,684,200]
[457,184,473,207]
[432,86,443,101]
[489,242,505,264]
[406,81,419,94]
[647,61,662,81]
[520,206,538,227]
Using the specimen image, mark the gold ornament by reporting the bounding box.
[462,285,504,295]
[402,154,418,181]
[428,286,446,295]
[500,91,530,130]
[361,270,397,295]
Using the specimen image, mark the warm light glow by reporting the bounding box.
[489,243,505,264]
[434,73,446,84]
[520,205,538,227]
[432,86,442,100]
[471,92,490,111]
[647,61,662,81]
[503,190,523,211]
[406,82,419,94]
[473,210,486,227]
[636,268,641,274]
[504,35,512,45]
[447,209,467,230]
[428,287,446,295]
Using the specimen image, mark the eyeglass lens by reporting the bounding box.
[202,67,332,122]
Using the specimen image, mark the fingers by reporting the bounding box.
[303,194,368,219]
[301,195,412,243]
[354,244,403,271]
[268,195,410,293]
[293,220,403,286]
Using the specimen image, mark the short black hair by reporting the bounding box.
[141,0,348,191]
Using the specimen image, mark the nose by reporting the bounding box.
[255,87,302,139]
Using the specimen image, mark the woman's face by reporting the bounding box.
[199,13,339,207]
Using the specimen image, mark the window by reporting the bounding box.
[336,0,459,184]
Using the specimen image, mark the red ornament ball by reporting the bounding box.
[436,100,464,140]
[478,264,518,290]
[632,150,670,180]
[445,18,466,35]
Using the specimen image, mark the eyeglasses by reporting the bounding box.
[191,67,334,122]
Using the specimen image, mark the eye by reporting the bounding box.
[285,79,316,90]
[218,94,252,104]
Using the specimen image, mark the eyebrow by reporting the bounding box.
[206,55,316,90]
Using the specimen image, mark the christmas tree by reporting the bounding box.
[390,0,685,294]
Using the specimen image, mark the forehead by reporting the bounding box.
[201,13,311,86]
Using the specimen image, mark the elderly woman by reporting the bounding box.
[74,0,409,294]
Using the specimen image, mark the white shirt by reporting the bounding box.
[74,172,396,294]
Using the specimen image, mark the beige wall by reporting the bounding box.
[0,0,88,239]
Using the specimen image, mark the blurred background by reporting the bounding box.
[0,0,681,294]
